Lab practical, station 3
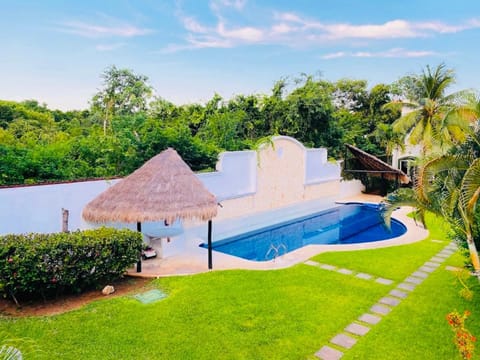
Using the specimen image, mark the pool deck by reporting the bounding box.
[128,194,428,278]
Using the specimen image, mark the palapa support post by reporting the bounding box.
[136,222,142,273]
[208,220,213,270]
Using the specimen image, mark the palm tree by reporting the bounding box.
[390,64,471,153]
[384,126,480,276]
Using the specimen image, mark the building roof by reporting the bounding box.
[345,144,410,184]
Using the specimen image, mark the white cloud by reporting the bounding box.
[217,21,264,41]
[58,20,152,38]
[95,43,126,51]
[321,48,439,59]
[165,6,480,52]
[321,51,346,59]
[271,23,298,35]
[322,20,419,39]
[186,33,232,48]
[287,17,480,40]
[274,12,303,23]
[182,16,209,33]
[211,0,247,11]
[274,13,480,40]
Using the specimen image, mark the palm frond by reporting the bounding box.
[407,118,426,146]
[417,155,458,203]
[422,63,455,100]
[442,89,474,106]
[382,188,427,227]
[392,110,419,135]
[460,158,480,216]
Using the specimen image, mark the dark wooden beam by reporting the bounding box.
[136,222,142,273]
[208,220,213,270]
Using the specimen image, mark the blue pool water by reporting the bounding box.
[201,203,406,261]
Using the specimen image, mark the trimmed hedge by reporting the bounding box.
[0,228,142,303]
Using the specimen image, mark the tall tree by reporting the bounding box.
[389,64,470,153]
[91,65,153,134]
[384,124,480,276]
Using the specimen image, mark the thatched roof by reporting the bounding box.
[345,144,410,184]
[82,148,218,224]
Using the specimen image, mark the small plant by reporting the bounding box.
[454,269,474,301]
[447,310,476,359]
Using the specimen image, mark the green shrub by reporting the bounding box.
[0,228,142,303]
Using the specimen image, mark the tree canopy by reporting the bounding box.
[0,65,453,186]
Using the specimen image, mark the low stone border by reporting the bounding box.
[314,242,457,359]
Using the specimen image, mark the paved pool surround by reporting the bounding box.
[129,195,428,277]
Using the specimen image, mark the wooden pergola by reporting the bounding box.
[82,148,218,271]
[344,144,410,193]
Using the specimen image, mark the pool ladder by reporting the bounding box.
[265,243,287,261]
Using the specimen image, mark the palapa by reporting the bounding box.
[82,148,218,224]
[345,144,410,184]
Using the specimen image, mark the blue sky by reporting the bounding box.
[1,0,480,110]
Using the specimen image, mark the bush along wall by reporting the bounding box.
[0,228,142,305]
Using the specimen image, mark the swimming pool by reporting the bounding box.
[201,203,406,261]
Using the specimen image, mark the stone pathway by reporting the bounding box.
[304,260,394,285]
[313,242,457,359]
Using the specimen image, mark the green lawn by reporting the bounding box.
[2,267,386,359]
[344,252,479,359]
[1,213,478,359]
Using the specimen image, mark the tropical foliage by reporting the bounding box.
[389,63,471,153]
[0,70,400,186]
[0,228,142,305]
[384,123,480,273]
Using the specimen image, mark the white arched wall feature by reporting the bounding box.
[205,136,343,221]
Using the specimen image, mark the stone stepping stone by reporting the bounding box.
[446,266,462,271]
[358,313,381,325]
[436,253,450,258]
[440,251,454,256]
[446,244,457,249]
[356,272,373,280]
[390,289,408,299]
[305,260,320,267]
[438,249,453,254]
[431,240,444,243]
[337,268,354,275]
[405,276,423,285]
[412,271,429,279]
[379,296,401,306]
[371,304,391,315]
[315,345,344,360]
[345,322,370,336]
[398,282,416,291]
[430,257,445,263]
[330,334,357,349]
[424,261,441,268]
[320,264,338,271]
[419,266,436,273]
[375,277,394,285]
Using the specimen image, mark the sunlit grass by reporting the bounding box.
[1,266,386,359]
[1,213,478,359]
[344,253,479,359]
